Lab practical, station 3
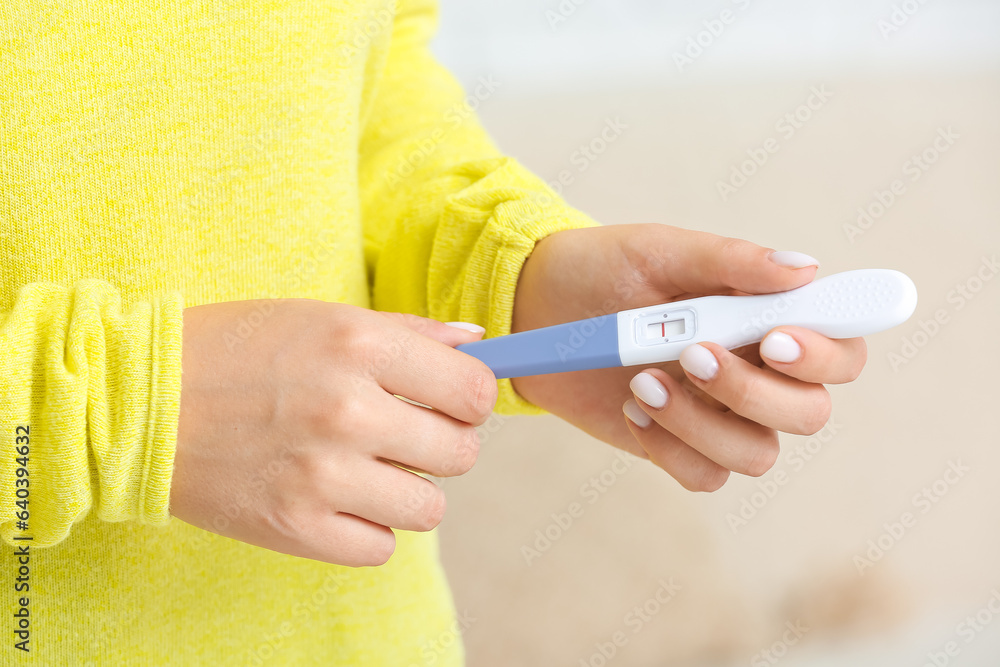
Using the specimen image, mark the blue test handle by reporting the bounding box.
[456,314,621,379]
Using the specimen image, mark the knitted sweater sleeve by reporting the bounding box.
[359,0,601,416]
[0,280,184,547]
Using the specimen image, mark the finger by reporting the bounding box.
[360,318,497,426]
[623,400,730,492]
[279,511,396,567]
[362,385,480,478]
[377,311,485,347]
[628,368,781,477]
[679,343,831,436]
[759,326,867,384]
[334,460,448,534]
[630,225,820,295]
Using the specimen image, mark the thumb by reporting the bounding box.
[658,227,820,296]
[376,311,485,347]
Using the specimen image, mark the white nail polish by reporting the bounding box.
[760,331,802,363]
[629,372,669,409]
[769,251,820,269]
[679,344,719,381]
[623,399,653,429]
[445,321,486,334]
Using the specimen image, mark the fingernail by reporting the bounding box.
[680,344,719,381]
[760,331,802,363]
[769,251,820,269]
[623,399,653,428]
[445,321,486,334]
[629,372,669,409]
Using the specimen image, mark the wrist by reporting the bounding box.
[511,234,552,335]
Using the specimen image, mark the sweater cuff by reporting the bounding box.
[0,281,186,547]
[140,291,185,526]
[460,202,601,415]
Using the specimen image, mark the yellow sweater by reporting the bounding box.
[0,0,598,663]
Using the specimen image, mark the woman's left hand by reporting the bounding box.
[509,223,867,492]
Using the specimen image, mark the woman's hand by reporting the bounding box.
[170,300,496,566]
[510,224,866,492]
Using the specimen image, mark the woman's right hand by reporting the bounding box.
[169,299,496,567]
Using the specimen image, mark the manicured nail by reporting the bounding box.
[623,399,653,428]
[769,251,820,269]
[760,331,802,363]
[680,344,719,381]
[629,372,669,409]
[445,321,486,334]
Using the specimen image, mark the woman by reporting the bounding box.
[0,0,864,663]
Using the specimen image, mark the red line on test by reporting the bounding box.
[661,322,665,337]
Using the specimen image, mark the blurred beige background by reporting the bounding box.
[431,1,1000,666]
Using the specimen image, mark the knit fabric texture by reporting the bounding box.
[0,0,599,663]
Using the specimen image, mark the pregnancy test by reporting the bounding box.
[456,269,917,379]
